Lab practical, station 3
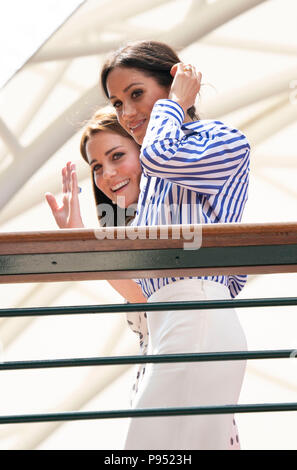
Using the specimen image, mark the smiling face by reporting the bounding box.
[106,67,170,144]
[86,130,142,209]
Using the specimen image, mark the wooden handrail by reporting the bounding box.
[0,222,296,283]
[0,222,296,254]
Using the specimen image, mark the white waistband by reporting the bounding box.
[148,279,230,303]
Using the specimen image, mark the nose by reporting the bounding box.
[102,164,116,180]
[122,101,137,121]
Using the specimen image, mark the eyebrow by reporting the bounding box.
[89,146,122,166]
[109,82,144,100]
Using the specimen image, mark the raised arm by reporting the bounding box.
[141,101,250,195]
[140,64,250,195]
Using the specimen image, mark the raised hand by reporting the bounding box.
[45,161,84,229]
[169,62,202,118]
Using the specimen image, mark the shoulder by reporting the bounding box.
[183,119,244,134]
[182,119,250,149]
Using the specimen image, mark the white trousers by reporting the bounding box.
[124,279,247,450]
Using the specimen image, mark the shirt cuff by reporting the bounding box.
[152,99,185,125]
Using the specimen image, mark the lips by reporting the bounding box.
[129,119,146,134]
[111,179,130,192]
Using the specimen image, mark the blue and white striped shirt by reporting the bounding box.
[131,99,250,299]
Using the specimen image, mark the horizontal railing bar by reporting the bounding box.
[1,297,297,318]
[1,223,297,254]
[1,403,297,424]
[0,349,296,371]
[1,245,297,281]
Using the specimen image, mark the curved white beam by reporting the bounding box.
[30,0,172,62]
[30,0,267,62]
[52,0,172,41]
[0,85,105,210]
[240,94,297,146]
[0,61,71,163]
[201,35,297,56]
[0,118,22,157]
[162,0,268,49]
[202,64,297,118]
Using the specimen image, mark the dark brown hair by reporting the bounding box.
[101,40,199,120]
[80,108,140,226]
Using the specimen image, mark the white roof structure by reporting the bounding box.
[0,0,296,449]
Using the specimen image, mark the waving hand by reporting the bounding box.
[45,161,84,229]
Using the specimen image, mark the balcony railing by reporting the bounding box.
[0,222,296,426]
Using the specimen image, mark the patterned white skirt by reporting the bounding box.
[125,279,247,450]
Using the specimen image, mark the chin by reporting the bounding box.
[133,130,146,145]
[132,135,143,145]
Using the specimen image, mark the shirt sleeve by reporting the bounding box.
[140,99,250,195]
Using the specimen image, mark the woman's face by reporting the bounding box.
[86,130,142,209]
[106,67,170,144]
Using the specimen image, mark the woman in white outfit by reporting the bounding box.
[100,40,250,450]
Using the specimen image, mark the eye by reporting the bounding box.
[113,100,122,109]
[112,152,124,160]
[132,89,143,99]
[92,163,102,173]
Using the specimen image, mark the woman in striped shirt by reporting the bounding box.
[100,40,250,450]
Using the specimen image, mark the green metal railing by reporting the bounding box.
[1,403,297,426]
[0,223,297,426]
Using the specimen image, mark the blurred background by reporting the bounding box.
[0,0,296,449]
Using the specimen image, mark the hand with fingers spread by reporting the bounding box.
[45,161,84,229]
[169,62,202,118]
